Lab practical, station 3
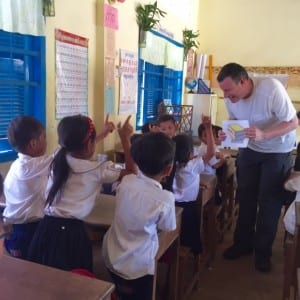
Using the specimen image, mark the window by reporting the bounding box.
[0,30,46,162]
[136,30,183,130]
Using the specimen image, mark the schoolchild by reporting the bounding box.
[102,132,176,300]
[3,116,51,259]
[157,114,178,138]
[172,116,215,255]
[28,114,135,272]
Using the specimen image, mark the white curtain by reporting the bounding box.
[0,0,45,36]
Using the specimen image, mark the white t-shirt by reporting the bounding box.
[284,192,300,235]
[45,154,121,219]
[198,143,221,175]
[102,173,176,279]
[172,156,205,202]
[225,77,296,153]
[3,153,52,224]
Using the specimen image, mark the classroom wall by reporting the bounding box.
[198,0,300,139]
[0,0,199,175]
[44,0,199,155]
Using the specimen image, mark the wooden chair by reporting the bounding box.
[282,201,300,300]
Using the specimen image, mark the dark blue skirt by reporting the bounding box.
[28,215,93,272]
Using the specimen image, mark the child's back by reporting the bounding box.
[102,132,176,300]
[3,116,51,259]
[28,114,135,272]
[172,117,215,255]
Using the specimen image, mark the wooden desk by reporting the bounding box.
[0,255,114,300]
[85,194,182,300]
[199,174,218,267]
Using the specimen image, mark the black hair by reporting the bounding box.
[157,114,176,125]
[173,134,194,168]
[7,116,44,153]
[46,115,96,206]
[130,132,175,177]
[297,111,300,120]
[141,123,150,134]
[198,123,205,138]
[217,62,249,84]
[130,133,142,144]
[212,125,222,138]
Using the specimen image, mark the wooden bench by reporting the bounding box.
[216,157,237,241]
[283,201,300,300]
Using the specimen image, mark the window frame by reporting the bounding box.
[136,30,183,130]
[0,30,46,162]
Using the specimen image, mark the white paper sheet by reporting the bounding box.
[222,120,249,148]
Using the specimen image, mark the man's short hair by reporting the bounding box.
[217,62,249,84]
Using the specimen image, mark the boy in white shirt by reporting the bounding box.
[3,116,52,259]
[102,132,176,300]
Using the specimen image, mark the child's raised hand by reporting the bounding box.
[101,114,115,138]
[201,114,211,127]
[117,115,133,140]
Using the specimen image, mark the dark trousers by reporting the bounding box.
[175,200,202,255]
[234,148,292,258]
[4,221,39,259]
[109,271,153,300]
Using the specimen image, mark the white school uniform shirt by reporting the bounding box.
[3,153,52,224]
[102,173,176,279]
[284,192,300,235]
[225,77,296,153]
[172,156,205,202]
[198,143,220,175]
[45,154,121,219]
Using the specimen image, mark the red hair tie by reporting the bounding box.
[82,117,95,144]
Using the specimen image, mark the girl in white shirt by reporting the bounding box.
[172,116,215,255]
[28,114,135,272]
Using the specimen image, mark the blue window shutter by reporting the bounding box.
[136,32,183,130]
[0,30,45,162]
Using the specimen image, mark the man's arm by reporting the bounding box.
[244,115,298,141]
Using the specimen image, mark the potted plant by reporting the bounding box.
[135,1,167,47]
[182,29,200,61]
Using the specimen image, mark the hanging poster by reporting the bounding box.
[119,49,138,115]
[104,4,118,30]
[55,29,88,119]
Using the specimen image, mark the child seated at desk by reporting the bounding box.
[102,132,176,300]
[3,116,52,259]
[172,116,215,255]
[156,114,177,138]
[198,124,228,175]
[28,115,135,272]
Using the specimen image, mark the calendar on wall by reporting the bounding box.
[55,29,88,119]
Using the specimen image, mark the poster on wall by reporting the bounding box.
[55,29,88,119]
[119,49,138,115]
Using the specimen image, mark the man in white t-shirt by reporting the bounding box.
[217,63,298,273]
